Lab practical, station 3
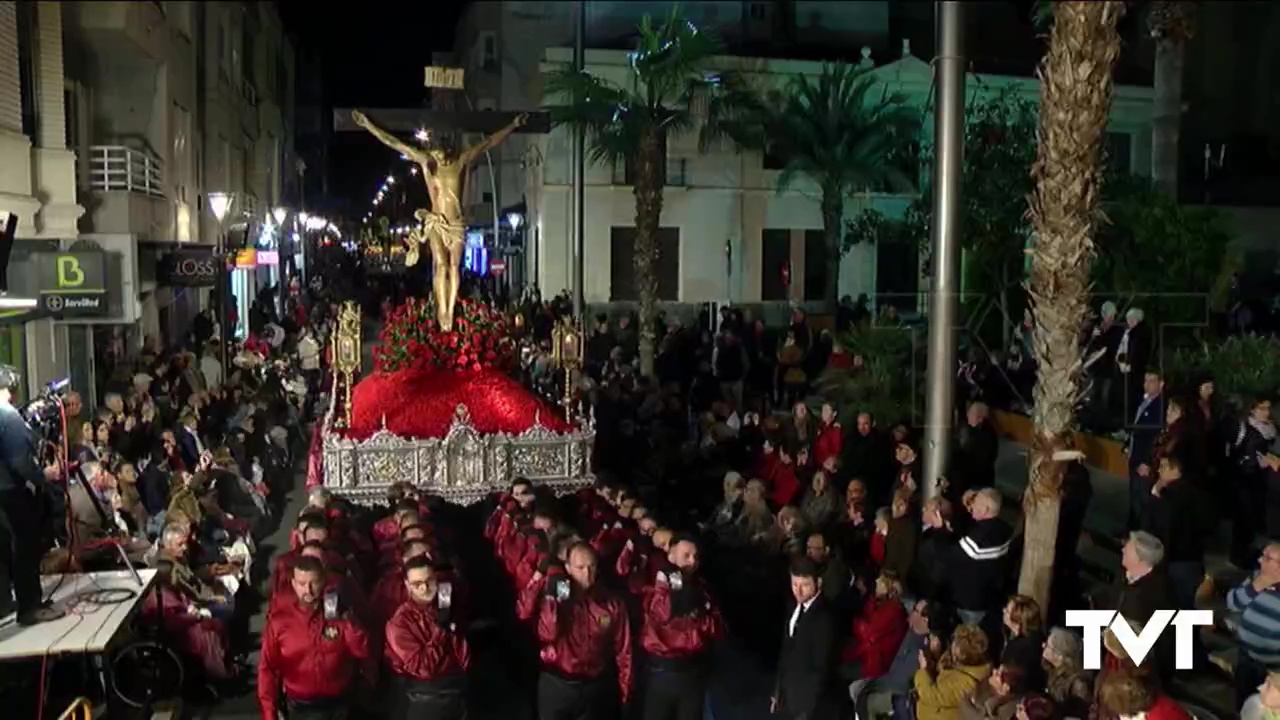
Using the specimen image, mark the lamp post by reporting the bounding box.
[552,320,581,422]
[506,211,522,300]
[208,192,235,376]
[921,0,966,500]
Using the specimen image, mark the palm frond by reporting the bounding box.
[543,7,720,166]
[630,7,723,111]
[544,66,643,166]
[739,63,921,196]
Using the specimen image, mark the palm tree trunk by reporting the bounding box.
[1150,1,1194,197]
[1151,37,1185,196]
[1019,0,1125,617]
[821,182,843,311]
[633,129,666,378]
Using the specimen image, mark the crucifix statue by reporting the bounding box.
[352,109,527,331]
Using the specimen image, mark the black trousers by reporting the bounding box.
[0,487,45,615]
[642,667,705,720]
[391,677,467,720]
[538,672,610,720]
[286,696,350,720]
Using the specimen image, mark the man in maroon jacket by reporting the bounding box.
[640,536,726,720]
[385,556,471,720]
[257,556,376,720]
[272,520,346,598]
[536,543,633,719]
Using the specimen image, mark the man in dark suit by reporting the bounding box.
[773,557,837,720]
[946,402,999,506]
[1125,371,1164,530]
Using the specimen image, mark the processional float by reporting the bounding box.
[320,108,592,506]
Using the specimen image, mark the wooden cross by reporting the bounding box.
[333,109,551,135]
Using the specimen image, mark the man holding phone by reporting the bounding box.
[257,556,375,720]
[536,543,633,720]
[384,556,470,720]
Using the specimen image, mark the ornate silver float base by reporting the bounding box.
[322,404,594,506]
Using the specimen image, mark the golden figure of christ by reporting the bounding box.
[351,110,527,331]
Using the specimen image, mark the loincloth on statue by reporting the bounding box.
[419,213,467,252]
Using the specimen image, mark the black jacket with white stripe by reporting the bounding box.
[948,517,1014,612]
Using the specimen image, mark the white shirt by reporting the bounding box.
[297,334,321,371]
[201,355,223,390]
[789,596,817,637]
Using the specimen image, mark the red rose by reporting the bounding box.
[471,363,482,372]
[456,354,469,367]
[484,351,497,362]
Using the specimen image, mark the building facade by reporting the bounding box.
[0,1,297,401]
[443,1,1155,313]
[0,0,85,398]
[527,47,1155,311]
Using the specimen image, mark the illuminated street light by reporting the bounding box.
[272,206,288,226]
[507,212,523,231]
[208,192,234,223]
[415,129,429,142]
[386,176,395,185]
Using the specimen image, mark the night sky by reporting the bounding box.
[278,0,465,218]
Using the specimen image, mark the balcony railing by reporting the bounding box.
[86,145,165,197]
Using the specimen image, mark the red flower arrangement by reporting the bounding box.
[347,296,569,440]
[372,297,516,374]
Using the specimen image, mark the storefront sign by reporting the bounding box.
[256,250,279,266]
[158,249,219,287]
[234,249,258,269]
[38,252,108,317]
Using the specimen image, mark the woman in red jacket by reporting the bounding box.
[813,402,843,468]
[841,571,908,684]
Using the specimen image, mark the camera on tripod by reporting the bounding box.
[19,377,71,453]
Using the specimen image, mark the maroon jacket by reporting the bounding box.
[574,489,612,537]
[384,599,470,683]
[536,586,634,704]
[257,597,375,720]
[615,539,666,595]
[842,596,908,676]
[639,574,725,661]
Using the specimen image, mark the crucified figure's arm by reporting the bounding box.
[459,113,529,167]
[352,110,424,161]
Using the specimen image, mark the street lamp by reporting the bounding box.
[272,206,288,226]
[506,212,522,232]
[209,193,233,224]
[207,191,235,376]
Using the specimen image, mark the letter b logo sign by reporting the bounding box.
[57,256,85,288]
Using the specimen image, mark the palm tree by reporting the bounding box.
[1033,0,1195,196]
[543,10,719,377]
[1019,1,1126,615]
[704,63,919,311]
[1148,1,1196,197]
